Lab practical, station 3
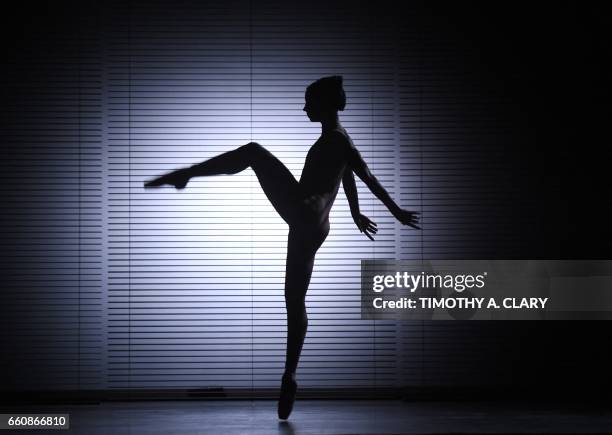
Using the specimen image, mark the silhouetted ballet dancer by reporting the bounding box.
[144,76,420,419]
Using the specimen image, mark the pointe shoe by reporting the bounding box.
[144,171,189,190]
[143,177,165,188]
[277,373,298,420]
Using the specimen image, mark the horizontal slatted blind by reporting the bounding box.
[105,0,399,390]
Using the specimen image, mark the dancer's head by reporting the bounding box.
[303,75,346,122]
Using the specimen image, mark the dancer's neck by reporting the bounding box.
[321,114,341,134]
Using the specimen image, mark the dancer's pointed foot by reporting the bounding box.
[277,372,298,420]
[144,169,190,190]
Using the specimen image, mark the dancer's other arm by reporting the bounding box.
[342,139,420,229]
[342,168,378,240]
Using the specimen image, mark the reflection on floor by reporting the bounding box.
[3,399,612,434]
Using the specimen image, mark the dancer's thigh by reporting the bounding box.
[284,225,329,304]
[248,143,302,225]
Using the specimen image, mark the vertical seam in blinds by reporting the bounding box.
[128,1,132,391]
[249,0,254,393]
[77,23,82,391]
[368,4,377,392]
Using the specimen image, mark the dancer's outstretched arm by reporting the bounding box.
[342,168,378,240]
[341,137,420,229]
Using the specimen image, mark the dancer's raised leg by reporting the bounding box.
[144,142,300,225]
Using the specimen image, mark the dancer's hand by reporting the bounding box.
[353,212,377,241]
[393,208,420,229]
[144,168,190,190]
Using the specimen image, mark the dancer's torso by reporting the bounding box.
[297,127,351,230]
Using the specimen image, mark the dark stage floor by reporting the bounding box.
[3,399,612,434]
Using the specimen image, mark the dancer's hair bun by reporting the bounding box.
[307,75,346,111]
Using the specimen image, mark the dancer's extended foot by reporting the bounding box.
[277,372,298,420]
[144,169,190,190]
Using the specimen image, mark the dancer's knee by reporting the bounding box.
[240,141,267,159]
[244,142,276,171]
[288,312,308,334]
[227,142,266,173]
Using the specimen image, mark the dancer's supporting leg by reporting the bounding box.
[283,233,316,378]
[278,226,327,419]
